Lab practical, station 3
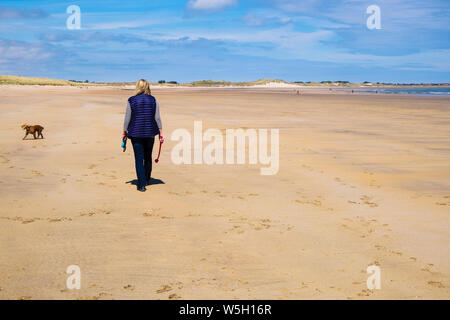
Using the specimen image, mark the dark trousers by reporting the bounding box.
[130,137,155,188]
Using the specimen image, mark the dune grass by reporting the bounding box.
[0,75,111,86]
[186,79,293,87]
[0,75,295,87]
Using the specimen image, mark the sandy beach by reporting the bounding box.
[0,85,448,300]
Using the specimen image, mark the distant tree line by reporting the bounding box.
[69,80,89,83]
[158,80,178,84]
[294,81,350,84]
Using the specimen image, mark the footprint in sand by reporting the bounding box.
[0,216,41,224]
[389,250,402,256]
[0,155,10,164]
[185,213,201,217]
[223,216,292,234]
[79,209,111,218]
[169,293,182,300]
[79,292,112,300]
[156,284,172,294]
[294,199,322,207]
[123,284,135,291]
[435,196,450,206]
[48,217,73,223]
[341,217,385,239]
[360,195,378,207]
[357,289,374,297]
[32,170,44,177]
[428,281,446,288]
[421,264,439,275]
[298,281,312,289]
[143,209,172,219]
[253,219,272,231]
[143,211,158,217]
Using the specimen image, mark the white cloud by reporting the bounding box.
[325,49,450,72]
[0,39,57,75]
[242,12,293,27]
[0,39,51,60]
[0,8,48,19]
[272,0,323,13]
[88,18,179,30]
[146,25,450,72]
[272,0,450,30]
[187,0,237,12]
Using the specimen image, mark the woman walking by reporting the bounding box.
[123,79,163,192]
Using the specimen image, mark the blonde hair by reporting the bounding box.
[135,79,151,95]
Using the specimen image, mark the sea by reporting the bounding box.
[352,87,450,96]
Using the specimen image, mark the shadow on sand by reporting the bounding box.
[126,177,165,186]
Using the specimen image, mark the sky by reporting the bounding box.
[0,0,449,83]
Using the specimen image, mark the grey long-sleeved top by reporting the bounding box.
[123,100,162,132]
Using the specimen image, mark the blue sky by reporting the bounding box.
[0,0,449,83]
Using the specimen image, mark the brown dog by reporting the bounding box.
[21,124,44,140]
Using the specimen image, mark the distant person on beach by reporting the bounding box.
[123,79,163,192]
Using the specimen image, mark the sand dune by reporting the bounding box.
[0,86,448,299]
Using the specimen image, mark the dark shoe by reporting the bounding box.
[137,186,146,192]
